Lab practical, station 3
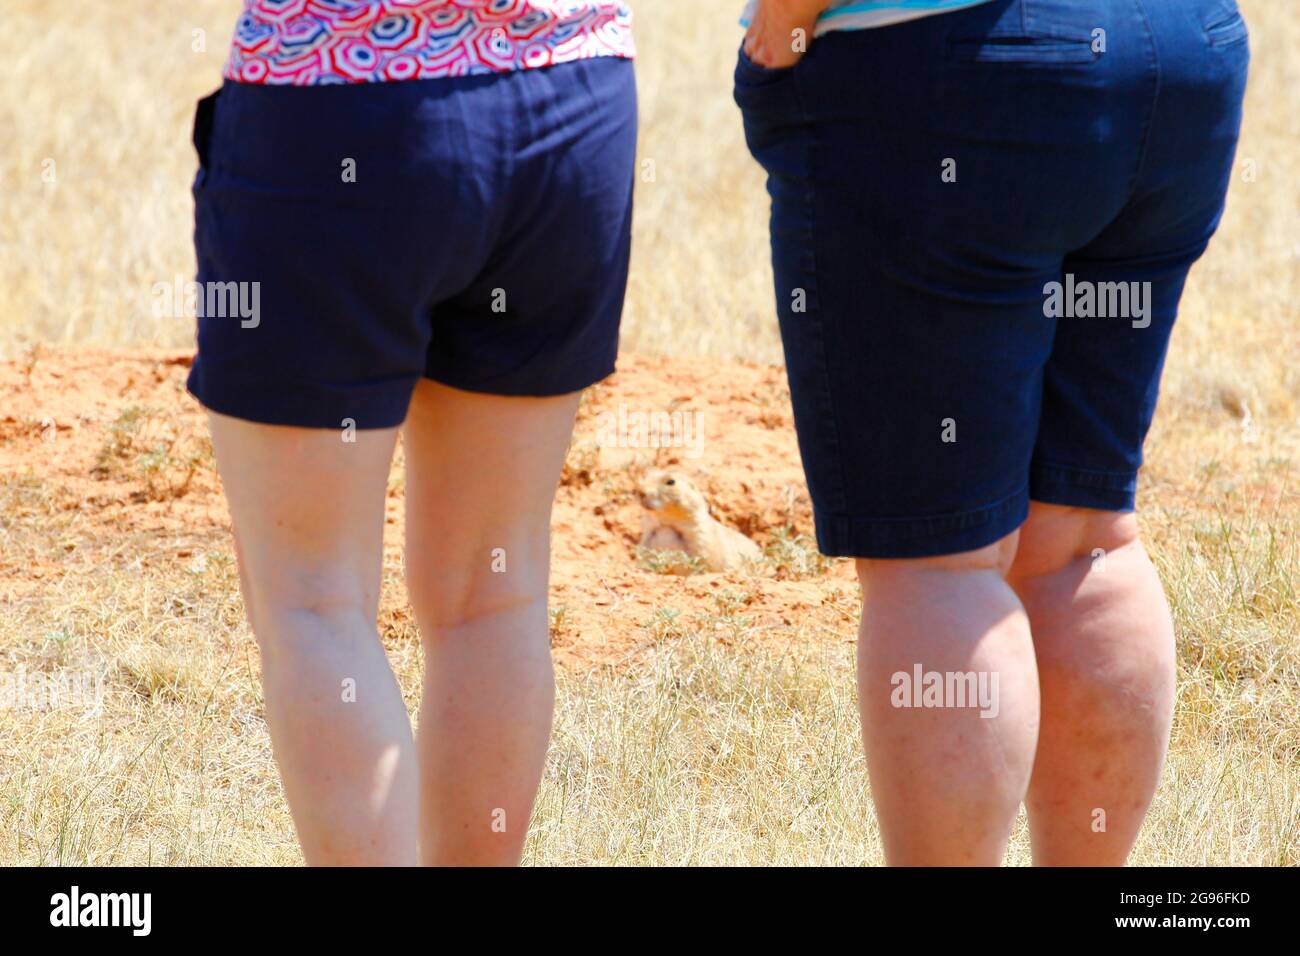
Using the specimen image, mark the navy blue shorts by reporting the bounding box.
[187,57,637,429]
[736,0,1248,558]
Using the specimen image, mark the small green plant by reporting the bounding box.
[20,344,43,387]
[710,590,754,637]
[712,589,752,617]
[635,544,705,576]
[549,605,571,640]
[643,607,688,642]
[561,439,601,487]
[93,406,210,500]
[763,526,830,580]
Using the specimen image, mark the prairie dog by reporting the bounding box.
[638,469,761,573]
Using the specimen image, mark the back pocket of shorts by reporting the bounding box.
[191,89,221,190]
[949,35,1097,65]
[1205,7,1249,48]
[735,46,799,87]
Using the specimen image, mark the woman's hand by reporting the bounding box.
[743,0,830,68]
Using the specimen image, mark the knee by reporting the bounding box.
[405,536,550,640]
[1009,504,1173,694]
[1009,503,1142,582]
[243,560,379,652]
[855,530,1021,589]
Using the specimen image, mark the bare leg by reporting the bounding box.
[856,534,1040,865]
[208,412,418,865]
[1008,503,1175,866]
[402,380,579,866]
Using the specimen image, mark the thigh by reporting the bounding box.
[207,412,398,622]
[401,380,580,623]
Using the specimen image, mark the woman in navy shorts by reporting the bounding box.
[739,0,1248,864]
[187,1,636,865]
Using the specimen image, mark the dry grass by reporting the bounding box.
[1,0,1297,865]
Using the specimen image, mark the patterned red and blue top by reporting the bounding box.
[225,0,635,85]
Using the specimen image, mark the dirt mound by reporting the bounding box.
[0,349,858,668]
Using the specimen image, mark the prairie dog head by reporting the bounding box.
[639,469,710,525]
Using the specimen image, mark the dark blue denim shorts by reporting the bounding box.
[736,0,1248,558]
[187,57,637,430]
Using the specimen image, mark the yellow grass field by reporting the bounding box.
[0,1,1296,865]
